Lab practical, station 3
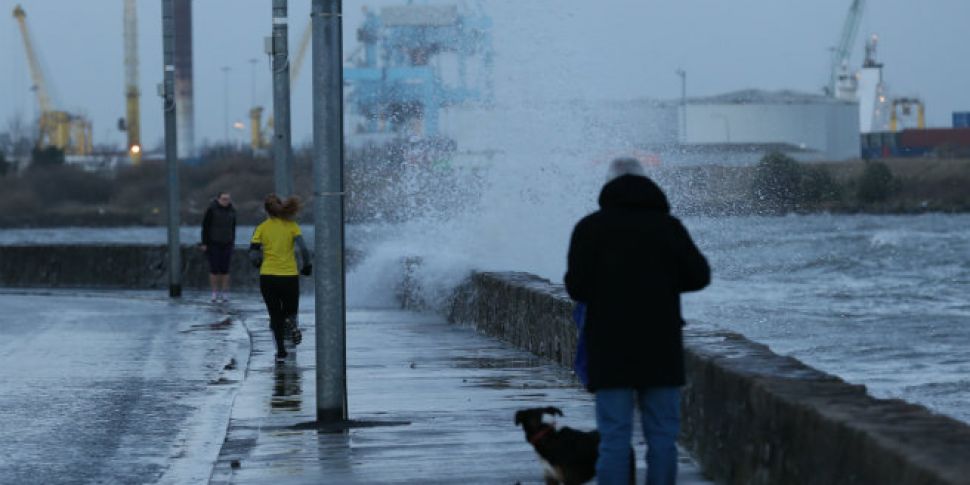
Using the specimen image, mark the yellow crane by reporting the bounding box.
[890,97,926,132]
[251,19,312,151]
[12,4,92,156]
[123,0,141,163]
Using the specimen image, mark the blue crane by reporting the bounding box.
[344,3,493,139]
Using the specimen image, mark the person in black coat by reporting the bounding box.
[565,158,710,485]
[200,192,237,302]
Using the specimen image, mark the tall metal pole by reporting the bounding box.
[162,0,181,298]
[249,58,258,106]
[312,0,346,424]
[172,0,195,159]
[676,68,686,144]
[272,0,294,197]
[221,66,231,144]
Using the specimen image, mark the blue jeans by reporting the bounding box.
[595,387,680,485]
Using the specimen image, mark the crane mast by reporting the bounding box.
[12,4,92,156]
[251,19,312,151]
[289,21,313,86]
[123,0,141,162]
[12,5,52,113]
[829,0,865,97]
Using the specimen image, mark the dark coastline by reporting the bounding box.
[1,157,968,228]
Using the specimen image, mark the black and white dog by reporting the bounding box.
[514,406,633,485]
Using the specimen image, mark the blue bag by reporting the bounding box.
[572,302,589,387]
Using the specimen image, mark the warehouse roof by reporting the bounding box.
[688,89,851,105]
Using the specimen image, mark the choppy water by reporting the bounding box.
[348,212,970,424]
[683,214,970,424]
[0,225,372,250]
[3,214,969,424]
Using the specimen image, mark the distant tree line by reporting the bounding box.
[750,151,900,213]
[0,140,474,227]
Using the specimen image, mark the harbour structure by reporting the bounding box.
[682,89,860,161]
[122,0,142,163]
[11,4,93,157]
[344,3,494,143]
[174,0,195,159]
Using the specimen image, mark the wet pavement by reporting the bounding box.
[0,289,249,484]
[212,299,713,484]
[0,289,711,484]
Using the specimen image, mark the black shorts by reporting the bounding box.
[207,242,234,274]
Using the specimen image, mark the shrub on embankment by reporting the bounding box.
[0,142,475,227]
[1,145,968,226]
[663,154,970,215]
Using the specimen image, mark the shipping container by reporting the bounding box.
[953,112,970,128]
[858,129,970,158]
[898,128,970,148]
[861,131,899,159]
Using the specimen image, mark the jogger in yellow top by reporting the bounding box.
[249,194,312,362]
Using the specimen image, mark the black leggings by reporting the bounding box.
[259,275,299,355]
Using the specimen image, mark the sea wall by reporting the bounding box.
[443,271,970,485]
[0,244,359,290]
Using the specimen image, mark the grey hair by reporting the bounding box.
[606,157,645,182]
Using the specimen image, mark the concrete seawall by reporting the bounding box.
[0,245,360,290]
[444,271,970,485]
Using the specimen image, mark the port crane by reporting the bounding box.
[344,3,494,138]
[249,19,313,151]
[890,97,926,132]
[12,4,93,156]
[829,0,865,98]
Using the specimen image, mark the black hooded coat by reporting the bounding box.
[564,175,710,391]
[201,200,237,246]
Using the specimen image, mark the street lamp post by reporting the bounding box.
[221,66,231,144]
[161,0,181,298]
[249,58,259,107]
[312,0,347,424]
[675,69,686,143]
[271,0,294,197]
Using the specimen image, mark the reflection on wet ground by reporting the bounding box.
[272,357,302,412]
[212,306,711,484]
[0,290,248,484]
[451,355,543,369]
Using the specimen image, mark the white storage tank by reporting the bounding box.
[683,89,860,160]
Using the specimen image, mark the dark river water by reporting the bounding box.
[3,215,969,425]
[682,214,970,423]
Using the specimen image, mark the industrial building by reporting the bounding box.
[344,3,493,144]
[682,89,860,161]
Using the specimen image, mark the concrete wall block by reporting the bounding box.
[0,245,260,289]
[0,245,362,291]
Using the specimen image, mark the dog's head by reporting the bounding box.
[514,406,564,432]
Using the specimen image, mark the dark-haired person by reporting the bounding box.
[200,191,236,303]
[565,158,710,485]
[249,194,312,363]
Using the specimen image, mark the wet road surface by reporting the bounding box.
[0,290,248,484]
[212,301,712,484]
[0,290,711,484]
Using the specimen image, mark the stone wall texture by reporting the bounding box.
[0,245,360,290]
[445,271,970,485]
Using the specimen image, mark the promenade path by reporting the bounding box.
[211,298,712,484]
[0,289,248,484]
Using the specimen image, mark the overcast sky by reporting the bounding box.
[2,0,968,150]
